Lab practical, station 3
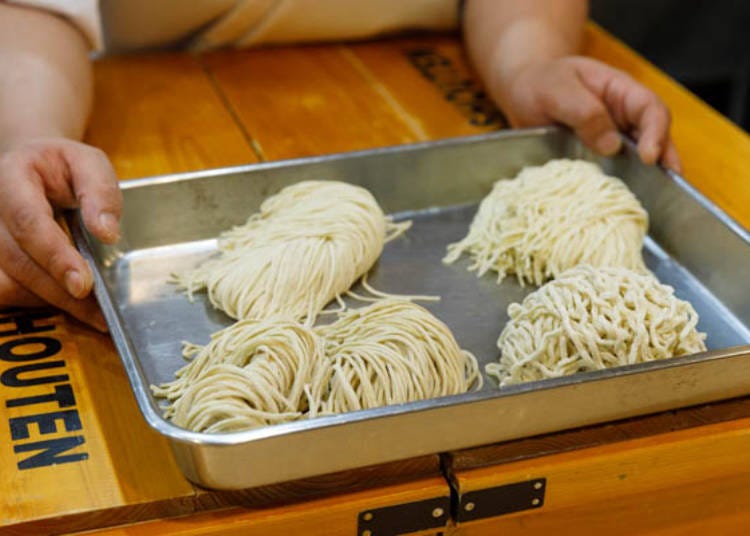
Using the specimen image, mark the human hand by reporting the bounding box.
[494,56,681,172]
[0,138,122,330]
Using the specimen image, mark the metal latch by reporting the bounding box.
[357,496,451,536]
[456,477,546,523]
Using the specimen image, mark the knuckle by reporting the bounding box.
[45,250,72,278]
[0,149,33,173]
[576,101,608,130]
[8,206,41,238]
[89,146,108,161]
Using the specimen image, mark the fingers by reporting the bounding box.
[538,70,622,156]
[575,58,675,167]
[629,91,671,165]
[661,141,682,173]
[0,152,94,299]
[62,143,122,244]
[0,267,46,307]
[0,225,107,331]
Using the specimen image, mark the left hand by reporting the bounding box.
[493,55,681,172]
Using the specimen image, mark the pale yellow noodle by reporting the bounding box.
[174,180,411,323]
[488,265,707,386]
[444,159,648,286]
[310,299,482,416]
[151,320,325,433]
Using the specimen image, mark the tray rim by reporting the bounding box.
[69,126,750,448]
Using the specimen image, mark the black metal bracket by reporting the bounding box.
[357,495,451,536]
[455,477,546,523]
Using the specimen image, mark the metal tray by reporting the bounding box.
[71,127,750,489]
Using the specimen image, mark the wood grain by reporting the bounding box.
[67,478,450,536]
[346,36,505,139]
[199,45,424,160]
[86,52,258,179]
[583,24,750,230]
[450,417,750,534]
[0,311,197,536]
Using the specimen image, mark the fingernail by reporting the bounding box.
[596,132,622,155]
[64,270,86,298]
[99,212,120,242]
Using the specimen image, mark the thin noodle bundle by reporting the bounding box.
[152,320,324,433]
[444,159,648,286]
[310,299,482,416]
[174,180,410,323]
[488,265,707,386]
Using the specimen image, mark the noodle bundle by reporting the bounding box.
[444,159,648,286]
[174,180,409,323]
[488,265,707,386]
[152,320,324,433]
[310,299,482,415]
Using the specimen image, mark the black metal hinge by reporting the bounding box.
[455,477,546,523]
[357,495,451,536]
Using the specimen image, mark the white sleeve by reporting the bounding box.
[7,0,103,51]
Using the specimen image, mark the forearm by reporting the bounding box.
[0,2,92,150]
[463,0,587,103]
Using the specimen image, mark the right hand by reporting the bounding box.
[0,138,122,331]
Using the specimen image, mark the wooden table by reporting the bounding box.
[2,24,750,535]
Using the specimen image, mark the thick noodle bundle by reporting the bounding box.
[175,180,409,323]
[444,159,648,286]
[488,265,707,386]
[152,320,324,433]
[310,299,482,415]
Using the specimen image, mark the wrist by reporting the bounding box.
[0,129,67,153]
[484,19,580,100]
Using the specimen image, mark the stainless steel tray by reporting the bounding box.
[71,127,750,489]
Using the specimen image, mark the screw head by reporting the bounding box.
[534,481,543,490]
[432,507,444,518]
[464,501,476,512]
[362,530,372,536]
[532,498,541,506]
[362,512,373,521]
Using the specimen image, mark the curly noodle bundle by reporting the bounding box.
[444,159,648,286]
[174,180,410,323]
[152,320,324,433]
[488,265,707,386]
[310,299,482,416]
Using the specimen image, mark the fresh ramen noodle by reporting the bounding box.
[309,299,482,415]
[488,265,707,386]
[152,319,324,433]
[174,180,410,323]
[444,159,648,286]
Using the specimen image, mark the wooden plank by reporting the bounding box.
[451,417,750,534]
[0,309,196,535]
[69,477,450,536]
[199,45,424,161]
[583,24,750,230]
[346,36,506,139]
[86,52,258,179]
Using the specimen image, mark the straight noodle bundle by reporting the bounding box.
[310,299,482,415]
[444,159,648,286]
[174,180,409,323]
[152,320,324,433]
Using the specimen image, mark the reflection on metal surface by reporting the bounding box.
[70,127,750,489]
